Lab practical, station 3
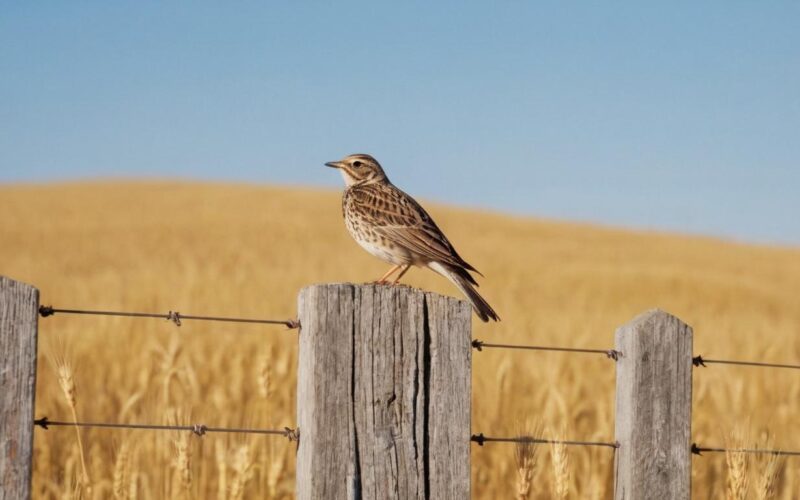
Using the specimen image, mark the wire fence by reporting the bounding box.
[471,338,800,460]
[692,444,800,457]
[39,305,300,329]
[693,355,800,371]
[40,303,799,370]
[470,435,800,458]
[34,417,299,441]
[471,339,621,360]
[471,433,619,450]
[36,301,800,464]
[472,338,800,372]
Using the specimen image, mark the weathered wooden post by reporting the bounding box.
[0,276,39,500]
[296,284,471,500]
[613,309,693,500]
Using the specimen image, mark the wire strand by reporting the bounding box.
[39,305,299,329]
[693,355,800,371]
[472,339,620,360]
[472,435,800,457]
[471,433,618,449]
[692,443,800,457]
[34,417,298,441]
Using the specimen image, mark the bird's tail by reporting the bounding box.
[428,262,500,322]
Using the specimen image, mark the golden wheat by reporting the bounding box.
[513,420,541,500]
[2,181,799,498]
[51,354,91,497]
[757,452,782,500]
[756,436,783,500]
[266,443,288,498]
[171,431,192,498]
[214,440,227,500]
[112,440,130,500]
[257,354,272,400]
[550,427,570,500]
[229,443,254,500]
[725,429,749,500]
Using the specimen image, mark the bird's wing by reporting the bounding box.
[348,184,480,276]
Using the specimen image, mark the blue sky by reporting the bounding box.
[2,2,798,245]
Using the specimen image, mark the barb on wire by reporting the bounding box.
[34,416,299,442]
[472,339,620,360]
[693,355,800,371]
[471,433,619,450]
[692,443,800,457]
[38,305,300,329]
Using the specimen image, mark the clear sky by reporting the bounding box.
[2,2,798,245]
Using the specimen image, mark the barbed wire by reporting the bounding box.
[34,417,299,441]
[472,339,620,360]
[472,435,800,457]
[693,355,800,371]
[38,305,300,329]
[692,443,800,457]
[471,433,619,450]
[469,339,800,371]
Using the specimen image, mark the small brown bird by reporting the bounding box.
[326,153,499,322]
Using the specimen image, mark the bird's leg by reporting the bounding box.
[391,265,411,285]
[374,264,401,284]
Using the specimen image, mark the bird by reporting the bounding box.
[325,153,499,322]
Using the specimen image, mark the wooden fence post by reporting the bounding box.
[614,309,693,500]
[296,284,471,500]
[0,276,39,500]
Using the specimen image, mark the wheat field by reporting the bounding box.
[1,181,799,499]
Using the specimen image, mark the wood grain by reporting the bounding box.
[613,309,693,500]
[297,284,471,500]
[0,276,39,500]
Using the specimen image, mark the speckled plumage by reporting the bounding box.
[326,153,499,322]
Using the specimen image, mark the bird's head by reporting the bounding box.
[325,154,388,187]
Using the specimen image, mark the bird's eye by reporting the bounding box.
[352,161,362,167]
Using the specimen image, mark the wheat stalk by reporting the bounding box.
[162,409,193,498]
[155,339,182,407]
[53,355,92,496]
[215,440,228,500]
[513,420,540,500]
[724,429,749,500]
[128,471,138,500]
[257,354,272,400]
[171,430,193,498]
[757,452,781,500]
[266,445,287,498]
[550,426,570,500]
[756,436,783,500]
[229,443,254,500]
[112,440,131,500]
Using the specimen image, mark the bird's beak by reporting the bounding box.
[325,161,344,169]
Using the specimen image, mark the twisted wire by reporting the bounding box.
[39,305,299,329]
[34,417,298,441]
